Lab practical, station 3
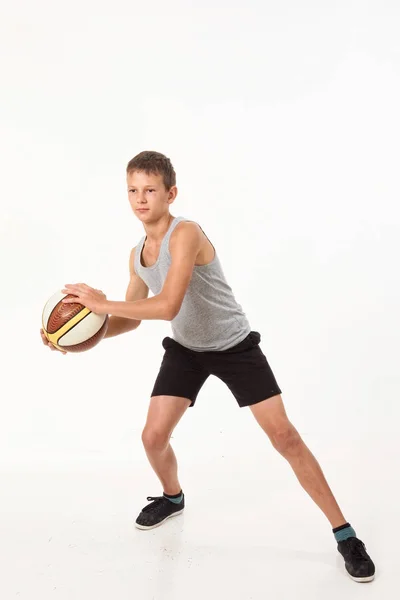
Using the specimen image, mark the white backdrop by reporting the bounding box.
[1,0,398,470]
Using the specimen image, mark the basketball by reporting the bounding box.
[42,290,109,353]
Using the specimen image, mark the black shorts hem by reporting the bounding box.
[150,391,195,407]
[238,388,282,408]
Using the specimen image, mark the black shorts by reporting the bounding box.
[151,331,282,408]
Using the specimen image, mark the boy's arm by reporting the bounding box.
[104,247,149,337]
[104,222,202,321]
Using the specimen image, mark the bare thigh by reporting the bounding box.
[249,394,305,452]
[249,394,291,434]
[144,395,192,438]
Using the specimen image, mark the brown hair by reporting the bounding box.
[126,151,176,189]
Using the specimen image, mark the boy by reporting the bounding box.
[45,151,375,582]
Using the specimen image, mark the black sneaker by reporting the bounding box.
[135,494,185,530]
[337,537,375,582]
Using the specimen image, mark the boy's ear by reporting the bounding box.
[168,186,178,202]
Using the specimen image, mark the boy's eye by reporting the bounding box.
[148,189,155,192]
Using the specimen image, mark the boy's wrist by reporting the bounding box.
[102,300,112,314]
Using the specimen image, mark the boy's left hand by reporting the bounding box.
[61,283,108,314]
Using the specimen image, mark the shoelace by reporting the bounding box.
[142,495,167,513]
[348,538,369,561]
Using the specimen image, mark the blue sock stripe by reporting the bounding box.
[164,492,183,504]
[334,525,357,542]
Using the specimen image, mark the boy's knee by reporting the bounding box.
[270,424,302,456]
[141,427,170,453]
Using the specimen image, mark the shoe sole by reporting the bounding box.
[348,572,375,583]
[135,508,184,530]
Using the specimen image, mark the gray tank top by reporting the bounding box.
[134,216,251,351]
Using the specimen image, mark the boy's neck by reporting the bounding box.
[144,213,175,244]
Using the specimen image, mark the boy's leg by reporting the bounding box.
[249,394,346,527]
[135,395,190,530]
[204,331,375,580]
[136,336,210,530]
[142,394,191,495]
[250,394,375,582]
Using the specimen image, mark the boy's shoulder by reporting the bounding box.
[174,218,200,232]
[170,219,203,247]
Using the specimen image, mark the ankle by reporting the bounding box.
[163,486,182,496]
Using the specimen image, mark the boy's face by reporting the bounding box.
[127,170,177,222]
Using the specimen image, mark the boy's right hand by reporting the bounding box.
[40,328,67,354]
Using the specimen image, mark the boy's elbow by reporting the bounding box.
[163,301,180,321]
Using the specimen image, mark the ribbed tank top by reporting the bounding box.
[134,216,251,351]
